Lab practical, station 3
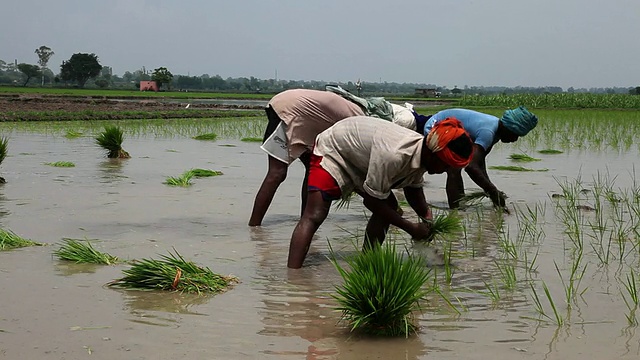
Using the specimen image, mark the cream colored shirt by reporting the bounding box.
[268,89,364,160]
[313,116,426,199]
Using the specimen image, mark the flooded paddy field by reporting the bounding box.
[1,110,640,359]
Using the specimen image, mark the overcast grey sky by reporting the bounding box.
[1,0,638,89]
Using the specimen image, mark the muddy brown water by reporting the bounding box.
[1,123,639,359]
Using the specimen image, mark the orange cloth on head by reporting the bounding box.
[426,117,472,168]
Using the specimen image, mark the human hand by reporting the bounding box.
[409,221,433,241]
[489,189,510,214]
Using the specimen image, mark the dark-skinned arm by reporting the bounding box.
[403,186,431,220]
[361,192,431,239]
[464,144,508,211]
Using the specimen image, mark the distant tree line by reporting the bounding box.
[1,47,639,96]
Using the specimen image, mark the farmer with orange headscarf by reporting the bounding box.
[287,116,474,269]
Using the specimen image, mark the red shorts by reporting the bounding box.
[308,154,342,201]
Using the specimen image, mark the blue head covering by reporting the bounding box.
[500,106,538,136]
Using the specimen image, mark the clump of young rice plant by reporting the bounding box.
[0,136,8,183]
[65,130,83,138]
[190,168,223,177]
[109,250,237,294]
[416,211,463,242]
[334,191,356,210]
[538,149,563,154]
[240,137,262,142]
[193,133,218,141]
[330,242,431,337]
[45,161,75,167]
[621,270,639,326]
[164,170,195,187]
[0,228,43,250]
[489,165,549,172]
[509,153,541,162]
[54,238,119,265]
[95,126,130,159]
[456,190,488,208]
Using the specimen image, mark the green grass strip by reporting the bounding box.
[538,149,564,154]
[490,165,549,172]
[190,168,223,177]
[240,137,263,142]
[193,133,218,141]
[509,153,541,162]
[164,170,195,187]
[45,161,76,167]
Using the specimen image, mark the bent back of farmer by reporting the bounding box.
[248,89,364,226]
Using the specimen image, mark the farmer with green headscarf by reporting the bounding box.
[422,106,538,212]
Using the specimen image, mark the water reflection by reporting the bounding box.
[251,229,428,359]
[97,159,128,184]
[53,261,101,276]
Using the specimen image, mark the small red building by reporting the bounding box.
[140,80,159,92]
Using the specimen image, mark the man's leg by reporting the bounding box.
[446,168,465,209]
[299,151,311,217]
[363,193,398,249]
[248,155,288,226]
[288,191,331,268]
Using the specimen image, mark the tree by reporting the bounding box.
[152,67,173,90]
[60,53,102,88]
[35,46,54,86]
[17,63,41,86]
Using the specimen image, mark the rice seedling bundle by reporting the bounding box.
[164,170,195,187]
[240,137,262,142]
[45,161,75,167]
[538,149,563,154]
[95,126,130,158]
[509,153,541,162]
[193,133,218,141]
[54,238,119,265]
[455,190,489,208]
[0,228,42,250]
[190,168,223,177]
[331,242,430,337]
[0,136,8,183]
[109,250,237,294]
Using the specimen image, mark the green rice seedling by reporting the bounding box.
[455,190,488,208]
[417,211,463,242]
[0,136,8,183]
[330,241,431,337]
[0,228,43,250]
[621,271,639,325]
[95,126,130,159]
[509,153,541,162]
[495,260,517,290]
[164,170,195,187]
[538,149,563,154]
[190,168,223,177]
[109,250,237,294]
[240,137,263,142]
[54,238,119,265]
[65,130,83,138]
[483,279,502,304]
[334,191,356,210]
[45,161,75,167]
[193,133,218,141]
[489,165,549,172]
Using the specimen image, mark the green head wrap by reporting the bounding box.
[500,106,538,136]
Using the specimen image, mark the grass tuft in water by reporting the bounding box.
[164,170,195,187]
[0,228,43,250]
[240,137,263,142]
[54,238,119,265]
[330,241,430,337]
[108,249,237,294]
[193,133,218,141]
[416,211,463,242]
[190,168,223,177]
[95,126,130,159]
[509,153,541,162]
[456,190,488,208]
[45,161,75,167]
[490,165,548,172]
[538,149,563,154]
